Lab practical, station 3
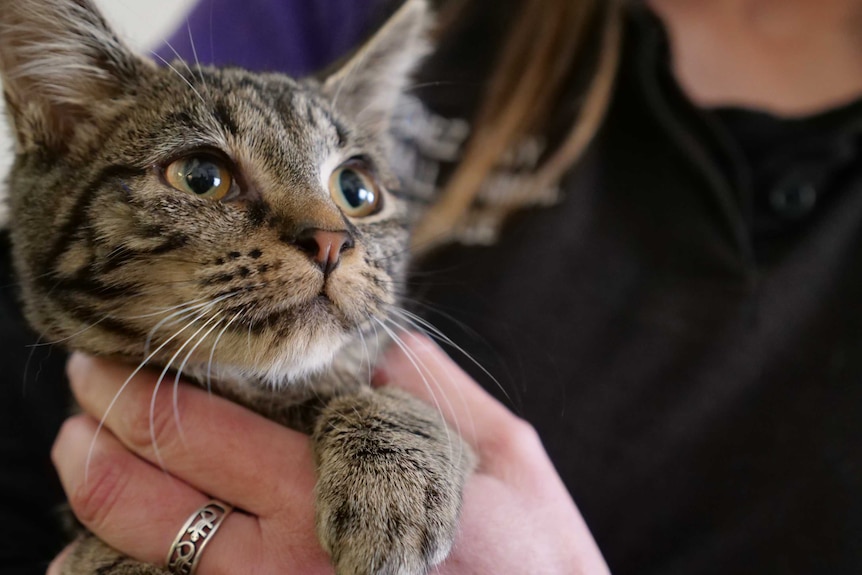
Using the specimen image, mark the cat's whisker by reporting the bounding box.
[0,268,58,291]
[20,335,46,397]
[380,317,470,467]
[148,50,206,105]
[102,244,129,262]
[120,294,214,321]
[369,314,383,378]
[146,306,224,471]
[148,374,175,472]
[22,288,218,376]
[150,308,224,452]
[206,310,244,396]
[156,38,200,89]
[153,36,198,89]
[101,254,220,271]
[401,80,465,93]
[185,21,208,88]
[144,303,210,356]
[372,317,457,463]
[25,314,114,347]
[385,311,478,461]
[355,319,373,386]
[174,312,225,399]
[388,306,513,406]
[84,304,217,485]
[390,295,493,340]
[99,245,214,270]
[349,318,381,386]
[144,290,239,355]
[25,295,219,353]
[248,319,254,354]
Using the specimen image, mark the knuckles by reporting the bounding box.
[122,379,187,458]
[63,444,134,531]
[480,416,543,466]
[64,355,191,462]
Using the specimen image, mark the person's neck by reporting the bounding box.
[647,0,862,116]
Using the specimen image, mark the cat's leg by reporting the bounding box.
[313,386,475,575]
[62,534,168,575]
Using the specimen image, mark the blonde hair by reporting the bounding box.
[412,0,624,250]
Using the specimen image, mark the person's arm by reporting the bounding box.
[49,334,609,574]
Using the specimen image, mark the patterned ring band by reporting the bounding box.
[166,500,234,575]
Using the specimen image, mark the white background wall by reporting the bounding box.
[0,0,199,189]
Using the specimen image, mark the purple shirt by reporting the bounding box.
[157,0,383,75]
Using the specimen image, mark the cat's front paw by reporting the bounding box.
[313,389,473,575]
[316,468,458,575]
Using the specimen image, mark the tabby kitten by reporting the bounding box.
[0,0,473,574]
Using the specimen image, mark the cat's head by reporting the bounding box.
[0,0,429,386]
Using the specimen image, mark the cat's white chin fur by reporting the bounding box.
[185,330,351,390]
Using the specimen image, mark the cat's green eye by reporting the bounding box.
[329,161,382,217]
[165,156,234,201]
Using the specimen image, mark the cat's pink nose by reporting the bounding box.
[294,228,354,275]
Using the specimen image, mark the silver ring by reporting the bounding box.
[166,499,233,575]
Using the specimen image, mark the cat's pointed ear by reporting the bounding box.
[0,0,148,151]
[321,0,431,134]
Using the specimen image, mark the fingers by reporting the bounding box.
[66,353,316,516]
[53,414,329,574]
[378,339,612,573]
[51,414,252,568]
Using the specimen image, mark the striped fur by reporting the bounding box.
[0,1,474,574]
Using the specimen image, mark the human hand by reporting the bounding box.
[374,334,610,573]
[49,334,609,574]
